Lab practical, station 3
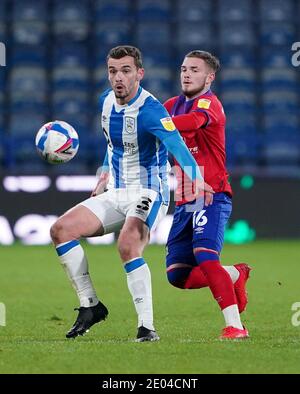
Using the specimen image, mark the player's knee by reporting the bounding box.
[166,269,186,289]
[50,219,71,244]
[118,230,144,261]
[117,238,137,261]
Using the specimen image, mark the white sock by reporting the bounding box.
[56,240,99,308]
[124,257,154,331]
[222,305,243,329]
[223,266,240,284]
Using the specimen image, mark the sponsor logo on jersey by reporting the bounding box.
[197,98,211,109]
[124,116,135,134]
[160,117,176,131]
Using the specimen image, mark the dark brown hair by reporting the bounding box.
[186,50,220,72]
[107,45,143,69]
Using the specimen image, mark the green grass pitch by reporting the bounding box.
[0,241,300,374]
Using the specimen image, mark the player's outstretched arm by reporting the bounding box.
[163,133,214,206]
[91,151,109,197]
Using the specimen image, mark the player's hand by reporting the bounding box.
[194,179,215,206]
[91,172,109,197]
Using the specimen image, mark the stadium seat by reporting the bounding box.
[222,90,257,113]
[261,135,300,167]
[261,46,293,68]
[94,22,132,47]
[176,0,212,22]
[177,22,213,50]
[11,44,46,67]
[142,67,173,102]
[94,0,131,22]
[136,23,171,47]
[53,66,90,91]
[53,0,90,42]
[259,0,295,21]
[217,0,253,21]
[260,22,296,46]
[262,112,300,137]
[9,66,47,93]
[226,132,261,166]
[136,0,171,22]
[261,68,298,90]
[0,22,5,44]
[53,43,89,68]
[12,21,48,45]
[262,90,299,113]
[9,112,46,136]
[226,112,258,135]
[219,22,255,47]
[220,67,257,90]
[221,49,257,68]
[12,0,49,21]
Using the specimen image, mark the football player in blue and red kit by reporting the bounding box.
[164,50,251,340]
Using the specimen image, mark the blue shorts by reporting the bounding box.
[166,193,232,268]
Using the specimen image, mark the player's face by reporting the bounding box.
[107,56,144,104]
[181,57,215,99]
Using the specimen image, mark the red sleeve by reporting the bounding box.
[164,97,177,113]
[171,111,207,132]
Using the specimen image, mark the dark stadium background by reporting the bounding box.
[0,0,300,243]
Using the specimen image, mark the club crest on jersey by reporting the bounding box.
[197,98,211,109]
[160,117,176,131]
[124,116,135,134]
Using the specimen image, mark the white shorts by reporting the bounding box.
[79,188,169,234]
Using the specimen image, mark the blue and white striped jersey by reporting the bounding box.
[99,86,178,203]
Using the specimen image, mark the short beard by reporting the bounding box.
[182,83,206,99]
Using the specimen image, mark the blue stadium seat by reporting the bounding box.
[0,1,6,21]
[142,67,173,102]
[261,46,292,68]
[176,1,212,22]
[222,90,257,113]
[52,66,90,91]
[140,47,174,68]
[53,43,89,68]
[94,22,132,47]
[260,22,296,46]
[93,65,110,92]
[218,0,253,21]
[9,66,47,93]
[53,0,90,42]
[221,49,257,68]
[9,112,46,136]
[12,0,49,21]
[226,132,261,166]
[136,23,171,47]
[12,21,48,45]
[0,22,6,43]
[219,22,255,47]
[259,0,295,21]
[263,112,300,137]
[52,91,91,134]
[94,0,131,22]
[9,92,47,114]
[262,90,299,113]
[220,67,257,90]
[226,112,258,135]
[11,44,46,67]
[261,135,300,167]
[137,0,171,22]
[177,22,213,50]
[261,68,298,90]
